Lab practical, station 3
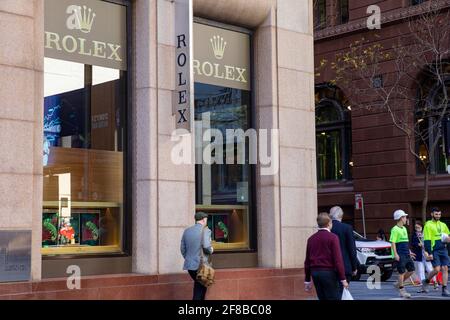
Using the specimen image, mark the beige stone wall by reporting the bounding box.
[133,0,195,275]
[0,0,315,280]
[132,0,316,274]
[254,1,317,268]
[275,0,317,268]
[0,0,43,280]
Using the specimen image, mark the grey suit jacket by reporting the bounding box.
[180,223,213,271]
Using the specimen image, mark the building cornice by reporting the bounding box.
[314,0,450,41]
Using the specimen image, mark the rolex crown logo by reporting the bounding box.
[210,35,227,60]
[75,5,96,33]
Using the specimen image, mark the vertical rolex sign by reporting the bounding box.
[174,0,194,132]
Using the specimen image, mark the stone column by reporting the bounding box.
[155,0,195,274]
[133,0,195,275]
[254,8,282,268]
[132,0,159,274]
[254,0,317,269]
[276,0,317,268]
[0,0,44,280]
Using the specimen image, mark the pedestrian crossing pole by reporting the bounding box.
[355,193,366,238]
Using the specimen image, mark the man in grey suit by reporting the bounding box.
[180,211,214,300]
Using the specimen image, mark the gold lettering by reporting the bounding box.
[225,65,235,81]
[62,35,77,53]
[45,32,61,50]
[193,59,201,75]
[236,68,247,83]
[214,63,224,79]
[78,38,92,56]
[93,41,107,58]
[108,44,122,61]
[202,62,213,77]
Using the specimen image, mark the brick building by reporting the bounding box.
[314,0,450,239]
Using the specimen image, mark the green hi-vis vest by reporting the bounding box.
[423,220,450,252]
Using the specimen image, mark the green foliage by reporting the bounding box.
[86,221,99,240]
[43,219,57,241]
[217,221,228,238]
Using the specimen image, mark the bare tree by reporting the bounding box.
[319,2,450,222]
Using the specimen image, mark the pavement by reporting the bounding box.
[349,273,450,300]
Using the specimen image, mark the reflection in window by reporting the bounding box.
[195,83,253,251]
[314,0,327,30]
[42,58,127,255]
[416,76,450,175]
[315,84,352,182]
[338,0,349,24]
[411,0,426,5]
[44,58,84,97]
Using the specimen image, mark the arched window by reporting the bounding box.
[338,0,349,24]
[314,0,327,30]
[315,84,352,182]
[416,75,450,175]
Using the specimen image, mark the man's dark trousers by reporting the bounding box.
[311,270,341,300]
[188,270,207,300]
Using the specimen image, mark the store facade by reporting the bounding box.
[0,0,316,299]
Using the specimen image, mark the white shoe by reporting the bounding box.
[399,288,411,298]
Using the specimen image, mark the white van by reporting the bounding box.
[352,231,395,281]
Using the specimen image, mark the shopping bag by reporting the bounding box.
[342,288,354,300]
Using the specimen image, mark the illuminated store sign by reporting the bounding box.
[194,23,251,91]
[44,0,127,70]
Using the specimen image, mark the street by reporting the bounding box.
[349,274,450,300]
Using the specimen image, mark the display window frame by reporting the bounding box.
[42,0,132,259]
[193,17,257,254]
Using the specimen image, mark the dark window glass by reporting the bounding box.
[314,0,327,30]
[416,77,450,175]
[338,0,349,24]
[315,85,352,182]
[411,0,426,5]
[195,83,253,251]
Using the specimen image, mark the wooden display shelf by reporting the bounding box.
[41,245,122,255]
[212,241,249,250]
[43,201,121,208]
[196,205,248,210]
[43,147,123,203]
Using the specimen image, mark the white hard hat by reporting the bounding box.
[393,209,408,220]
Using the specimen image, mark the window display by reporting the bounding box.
[42,0,128,256]
[194,23,253,252]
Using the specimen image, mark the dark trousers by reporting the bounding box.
[312,270,341,300]
[338,274,352,297]
[188,270,207,300]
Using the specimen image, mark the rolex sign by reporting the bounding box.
[44,0,127,70]
[194,23,251,91]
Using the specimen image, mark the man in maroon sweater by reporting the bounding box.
[304,212,348,300]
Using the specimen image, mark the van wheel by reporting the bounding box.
[380,270,393,282]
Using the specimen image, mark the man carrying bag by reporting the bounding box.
[180,212,214,300]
